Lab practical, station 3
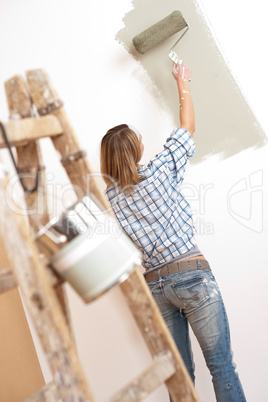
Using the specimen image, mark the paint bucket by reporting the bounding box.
[35,195,142,302]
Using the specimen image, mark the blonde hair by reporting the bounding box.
[100,124,143,194]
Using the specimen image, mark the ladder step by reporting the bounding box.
[111,353,175,402]
[23,382,59,402]
[0,115,63,148]
[0,268,17,293]
[0,267,64,295]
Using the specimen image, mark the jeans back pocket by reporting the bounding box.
[171,275,209,309]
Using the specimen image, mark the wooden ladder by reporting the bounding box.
[0,69,200,402]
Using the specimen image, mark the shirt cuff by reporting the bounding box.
[168,128,196,158]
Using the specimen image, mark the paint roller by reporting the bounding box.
[132,10,189,65]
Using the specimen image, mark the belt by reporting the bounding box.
[144,258,211,283]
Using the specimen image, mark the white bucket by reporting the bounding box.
[36,195,142,302]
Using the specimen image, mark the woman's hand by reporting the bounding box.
[172,61,191,85]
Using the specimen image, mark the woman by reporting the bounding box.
[100,62,246,402]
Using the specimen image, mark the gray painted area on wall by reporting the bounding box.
[116,0,267,163]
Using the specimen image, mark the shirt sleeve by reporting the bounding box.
[164,128,195,181]
[165,128,196,159]
[146,128,195,190]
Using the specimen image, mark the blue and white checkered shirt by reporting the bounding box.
[105,128,196,271]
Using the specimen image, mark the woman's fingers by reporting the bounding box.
[172,61,191,82]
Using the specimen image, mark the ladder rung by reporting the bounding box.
[111,353,175,402]
[0,268,17,293]
[0,115,63,148]
[0,267,64,295]
[23,382,59,402]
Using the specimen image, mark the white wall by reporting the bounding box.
[0,1,267,401]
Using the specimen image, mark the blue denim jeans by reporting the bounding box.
[147,262,246,402]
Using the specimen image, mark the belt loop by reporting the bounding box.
[197,258,201,269]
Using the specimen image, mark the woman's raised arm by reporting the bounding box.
[172,61,195,137]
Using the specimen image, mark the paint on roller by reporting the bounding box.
[116,0,267,163]
[132,10,188,54]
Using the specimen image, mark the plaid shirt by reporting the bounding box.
[105,128,196,271]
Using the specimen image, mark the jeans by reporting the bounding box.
[147,262,246,402]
